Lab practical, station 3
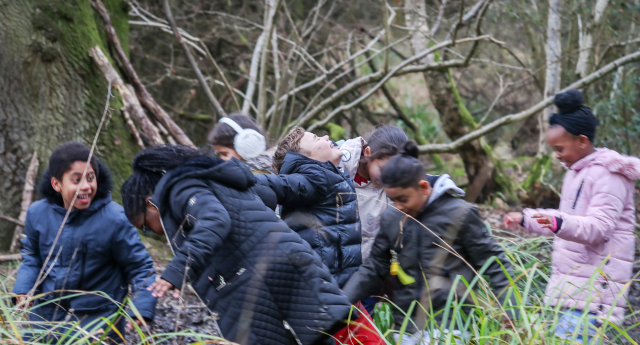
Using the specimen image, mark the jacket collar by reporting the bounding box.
[279,151,340,175]
[151,157,254,207]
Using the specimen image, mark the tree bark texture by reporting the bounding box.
[405,0,495,202]
[0,0,140,250]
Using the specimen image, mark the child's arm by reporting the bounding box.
[13,210,41,296]
[162,180,231,290]
[528,174,627,246]
[112,217,157,321]
[254,173,318,209]
[341,214,392,304]
[520,208,562,235]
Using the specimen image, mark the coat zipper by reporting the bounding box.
[79,243,88,289]
[572,179,585,209]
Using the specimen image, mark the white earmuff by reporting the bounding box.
[219,117,267,160]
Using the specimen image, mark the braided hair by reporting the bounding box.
[121,145,211,222]
[380,141,423,188]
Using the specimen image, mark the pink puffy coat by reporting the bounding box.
[523,148,640,324]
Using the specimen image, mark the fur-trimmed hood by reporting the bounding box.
[38,158,113,207]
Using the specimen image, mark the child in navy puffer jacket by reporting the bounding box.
[13,142,156,343]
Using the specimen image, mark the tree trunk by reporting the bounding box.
[0,0,140,251]
[405,0,496,202]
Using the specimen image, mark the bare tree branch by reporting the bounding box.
[257,0,284,126]
[304,35,494,132]
[0,214,24,227]
[576,0,609,78]
[417,50,640,154]
[89,46,164,146]
[164,0,226,121]
[9,152,38,253]
[92,0,194,147]
[122,107,145,149]
[243,32,265,114]
[539,0,562,154]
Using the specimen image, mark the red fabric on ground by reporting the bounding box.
[333,302,385,345]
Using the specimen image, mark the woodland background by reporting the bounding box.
[1,0,640,252]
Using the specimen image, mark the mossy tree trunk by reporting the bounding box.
[0,0,139,251]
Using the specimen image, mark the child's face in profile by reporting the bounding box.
[384,180,431,217]
[367,157,389,188]
[214,145,242,161]
[299,132,343,166]
[131,198,164,236]
[51,161,97,210]
[547,126,592,168]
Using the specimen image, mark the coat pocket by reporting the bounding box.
[69,293,114,312]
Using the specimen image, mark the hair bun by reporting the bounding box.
[554,89,584,114]
[400,140,419,158]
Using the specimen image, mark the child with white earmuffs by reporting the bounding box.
[208,114,274,174]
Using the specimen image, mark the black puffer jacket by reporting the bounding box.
[255,152,362,287]
[342,175,513,332]
[151,157,352,345]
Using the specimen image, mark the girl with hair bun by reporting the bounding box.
[343,141,515,344]
[504,89,640,343]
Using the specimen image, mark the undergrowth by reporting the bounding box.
[0,228,637,344]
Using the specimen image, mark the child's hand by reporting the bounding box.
[16,295,33,309]
[147,279,180,299]
[503,212,523,229]
[127,319,146,330]
[531,214,555,230]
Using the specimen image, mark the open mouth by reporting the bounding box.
[77,194,91,203]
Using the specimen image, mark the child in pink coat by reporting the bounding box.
[505,89,640,344]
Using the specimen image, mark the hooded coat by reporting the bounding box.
[342,175,513,332]
[338,137,388,262]
[151,157,353,345]
[255,152,362,287]
[522,148,640,324]
[13,160,157,338]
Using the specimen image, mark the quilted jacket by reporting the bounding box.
[342,175,513,332]
[13,160,156,338]
[255,152,362,287]
[523,148,640,324]
[152,157,353,345]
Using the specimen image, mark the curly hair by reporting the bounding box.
[271,127,306,173]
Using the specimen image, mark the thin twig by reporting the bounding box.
[29,80,113,297]
[93,0,194,147]
[0,214,24,227]
[121,107,145,149]
[417,50,640,153]
[10,152,39,253]
[164,0,226,121]
[476,73,505,128]
[199,41,240,112]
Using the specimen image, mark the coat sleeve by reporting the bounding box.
[459,207,513,310]
[522,208,562,235]
[112,217,157,320]
[552,174,627,246]
[341,212,392,304]
[162,182,231,290]
[254,173,318,209]
[13,209,41,295]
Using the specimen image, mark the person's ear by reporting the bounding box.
[363,146,371,157]
[577,135,590,149]
[418,180,431,195]
[51,177,62,193]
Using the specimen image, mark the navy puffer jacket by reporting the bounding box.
[255,152,362,287]
[13,160,157,336]
[152,157,353,345]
